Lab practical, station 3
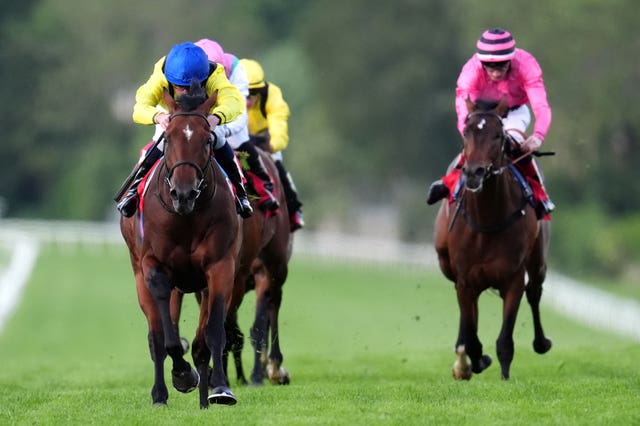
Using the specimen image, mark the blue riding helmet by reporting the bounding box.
[164,42,209,86]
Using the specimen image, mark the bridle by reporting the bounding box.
[156,111,217,213]
[450,110,528,233]
[464,111,510,181]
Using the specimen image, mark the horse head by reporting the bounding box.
[161,80,218,215]
[462,97,509,192]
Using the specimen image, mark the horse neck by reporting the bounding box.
[464,161,521,221]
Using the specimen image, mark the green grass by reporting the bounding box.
[0,242,638,425]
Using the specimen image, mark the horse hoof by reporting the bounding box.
[533,338,552,354]
[472,354,492,374]
[172,367,199,393]
[208,386,237,405]
[152,402,168,408]
[452,345,472,380]
[267,363,291,385]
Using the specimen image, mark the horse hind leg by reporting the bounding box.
[147,269,199,395]
[225,311,249,386]
[496,284,525,380]
[526,269,552,354]
[526,223,552,354]
[137,277,170,406]
[265,283,290,385]
[148,330,169,406]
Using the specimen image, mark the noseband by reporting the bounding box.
[159,111,215,211]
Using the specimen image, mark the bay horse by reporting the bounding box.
[433,98,552,380]
[170,143,293,386]
[120,82,241,407]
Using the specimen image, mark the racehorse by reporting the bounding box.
[433,97,552,380]
[120,82,241,407]
[170,145,293,386]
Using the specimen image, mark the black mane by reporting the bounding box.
[474,98,500,112]
[175,78,207,112]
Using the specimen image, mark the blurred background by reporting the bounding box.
[1,0,638,281]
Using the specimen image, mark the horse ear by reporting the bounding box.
[163,88,176,113]
[200,89,218,115]
[466,96,475,113]
[496,96,509,117]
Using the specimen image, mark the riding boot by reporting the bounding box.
[427,154,465,205]
[274,159,304,231]
[215,142,253,218]
[238,142,279,212]
[116,145,163,217]
[426,180,449,205]
[517,156,555,219]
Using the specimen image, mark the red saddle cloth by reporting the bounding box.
[245,170,279,218]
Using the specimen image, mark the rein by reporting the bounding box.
[457,194,528,233]
[155,111,218,214]
[465,111,511,180]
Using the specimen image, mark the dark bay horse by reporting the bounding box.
[433,98,552,380]
[227,148,293,386]
[171,144,293,386]
[120,83,241,407]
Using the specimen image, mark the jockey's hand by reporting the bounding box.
[207,114,221,128]
[210,125,226,147]
[523,135,542,153]
[154,113,170,129]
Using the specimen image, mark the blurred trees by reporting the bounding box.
[0,0,638,278]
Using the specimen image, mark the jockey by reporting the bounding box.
[116,41,253,218]
[194,38,279,213]
[240,58,305,232]
[426,28,555,219]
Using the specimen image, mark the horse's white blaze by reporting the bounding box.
[477,118,486,129]
[183,124,193,141]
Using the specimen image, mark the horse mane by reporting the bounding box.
[474,98,500,112]
[175,79,208,112]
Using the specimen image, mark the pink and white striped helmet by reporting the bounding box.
[475,28,516,62]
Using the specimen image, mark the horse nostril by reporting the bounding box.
[188,190,199,201]
[170,189,178,201]
[475,167,486,178]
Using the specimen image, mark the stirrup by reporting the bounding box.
[290,210,304,232]
[237,196,254,218]
[542,199,555,214]
[258,194,279,212]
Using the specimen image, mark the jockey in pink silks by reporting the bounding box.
[426,28,555,219]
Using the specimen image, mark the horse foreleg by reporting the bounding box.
[169,289,190,354]
[455,284,491,379]
[205,291,237,405]
[146,268,199,394]
[496,281,524,380]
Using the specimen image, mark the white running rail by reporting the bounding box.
[0,219,639,341]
